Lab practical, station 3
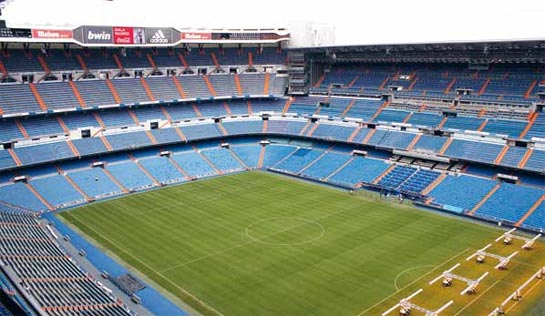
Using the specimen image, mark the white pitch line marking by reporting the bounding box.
[159,204,358,273]
[357,247,471,316]
[67,215,226,316]
[394,265,435,291]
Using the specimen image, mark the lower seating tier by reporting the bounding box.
[0,139,543,231]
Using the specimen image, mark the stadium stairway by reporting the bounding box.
[58,167,92,202]
[348,75,360,88]
[177,52,190,69]
[127,109,140,125]
[66,140,81,157]
[234,74,243,95]
[247,100,254,115]
[93,112,107,129]
[171,76,188,99]
[37,54,51,74]
[306,123,320,137]
[160,105,173,122]
[437,116,448,129]
[7,148,22,167]
[298,150,330,174]
[191,104,203,117]
[324,156,355,181]
[518,148,533,168]
[299,121,313,136]
[421,173,447,196]
[524,80,537,99]
[100,136,114,151]
[262,119,268,133]
[75,54,89,73]
[468,182,501,215]
[192,146,222,174]
[102,168,129,194]
[141,77,156,101]
[263,72,271,95]
[106,79,122,104]
[494,145,510,165]
[270,147,300,169]
[378,76,390,90]
[217,122,229,136]
[146,53,157,69]
[56,116,70,135]
[25,183,54,211]
[438,138,453,155]
[347,127,361,143]
[402,112,413,123]
[167,156,193,181]
[112,53,124,72]
[28,83,48,111]
[340,99,357,117]
[372,164,397,184]
[313,105,322,116]
[406,134,422,151]
[478,79,491,95]
[282,98,293,114]
[0,60,8,77]
[519,112,537,138]
[222,102,233,116]
[444,78,456,94]
[314,74,325,87]
[516,194,545,227]
[257,146,266,168]
[174,127,188,142]
[369,101,390,121]
[229,148,250,169]
[407,77,418,90]
[361,129,376,144]
[477,119,488,131]
[128,154,161,186]
[210,52,221,69]
[203,76,217,97]
[247,51,254,68]
[15,120,29,139]
[145,130,158,145]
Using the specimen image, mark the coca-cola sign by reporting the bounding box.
[113,27,135,45]
[32,29,73,39]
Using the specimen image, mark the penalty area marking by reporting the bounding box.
[453,280,499,316]
[356,247,471,316]
[393,265,435,291]
[504,277,544,314]
[245,217,326,246]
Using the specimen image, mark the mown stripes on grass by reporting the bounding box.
[60,171,516,316]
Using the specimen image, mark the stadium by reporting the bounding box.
[0,0,543,315]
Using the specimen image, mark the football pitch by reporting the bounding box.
[58,171,545,316]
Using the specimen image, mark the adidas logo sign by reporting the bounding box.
[150,30,168,44]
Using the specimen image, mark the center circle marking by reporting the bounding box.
[245,217,326,246]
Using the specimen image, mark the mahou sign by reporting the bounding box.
[180,32,212,41]
[32,29,73,39]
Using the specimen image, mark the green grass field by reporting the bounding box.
[58,172,545,316]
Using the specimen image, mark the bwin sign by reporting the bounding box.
[81,26,114,44]
[88,30,111,41]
